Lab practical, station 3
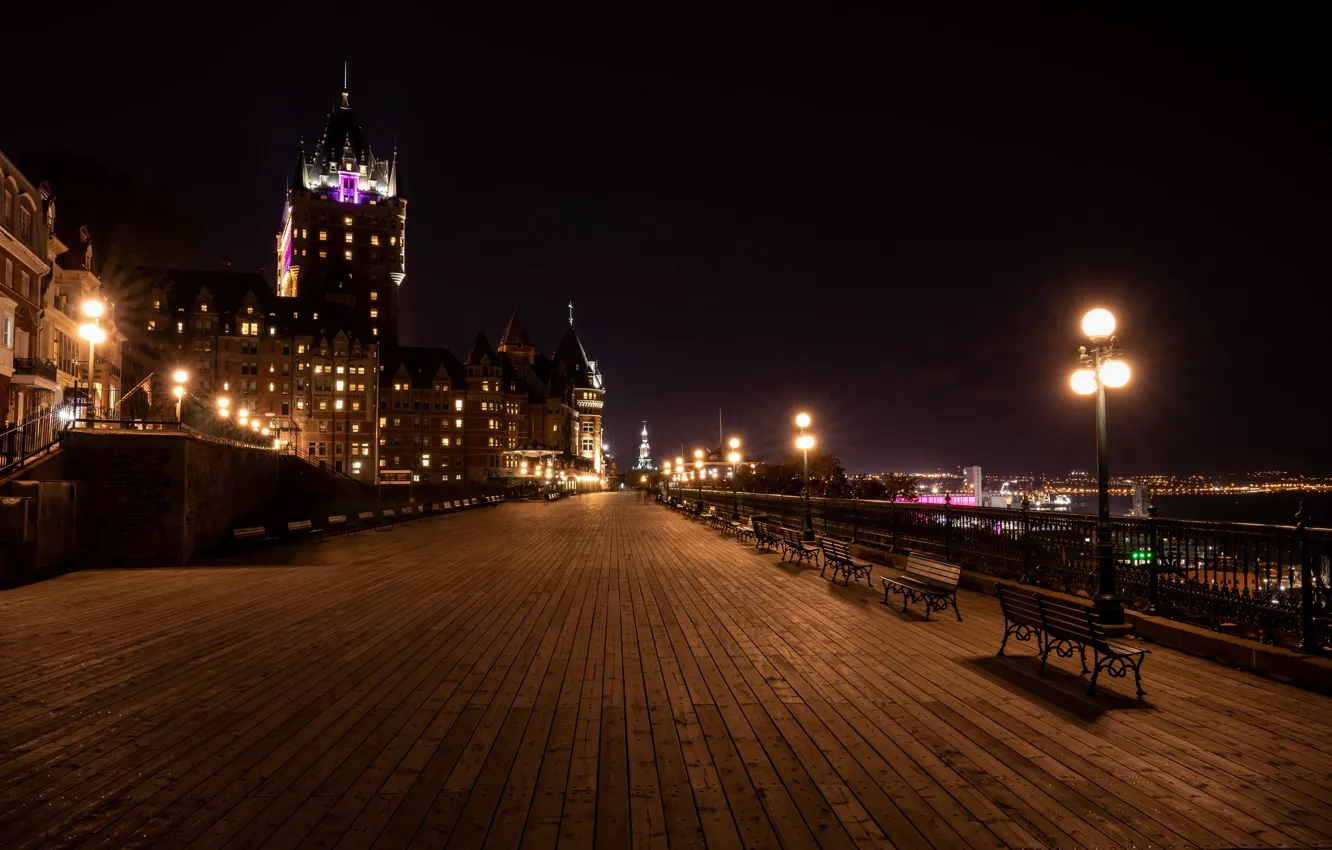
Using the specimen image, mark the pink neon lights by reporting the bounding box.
[338,171,360,204]
[899,494,976,506]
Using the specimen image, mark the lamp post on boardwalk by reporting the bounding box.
[694,449,704,506]
[795,413,815,540]
[727,437,742,520]
[1070,308,1131,625]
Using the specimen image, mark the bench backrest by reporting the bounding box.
[383,509,396,517]
[234,526,267,539]
[996,584,1042,627]
[820,539,851,561]
[287,520,313,532]
[904,560,961,587]
[358,511,375,521]
[328,515,347,526]
[781,527,808,547]
[1036,594,1103,644]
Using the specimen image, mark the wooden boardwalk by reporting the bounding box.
[2,493,1331,849]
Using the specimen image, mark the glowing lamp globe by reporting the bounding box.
[796,434,815,451]
[1099,359,1131,388]
[172,369,188,384]
[1070,369,1097,395]
[728,437,740,449]
[795,412,811,429]
[675,456,684,465]
[82,299,104,318]
[171,385,184,399]
[1081,308,1116,340]
[78,324,106,344]
[694,449,703,459]
[727,452,740,464]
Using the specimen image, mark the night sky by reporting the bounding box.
[6,7,1326,474]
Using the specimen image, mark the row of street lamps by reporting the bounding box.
[655,308,1131,622]
[660,412,819,541]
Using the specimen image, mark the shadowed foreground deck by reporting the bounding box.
[2,493,1331,849]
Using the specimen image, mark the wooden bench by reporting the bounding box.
[327,515,349,534]
[752,520,782,552]
[232,526,275,545]
[819,539,873,586]
[1034,593,1149,697]
[880,557,962,621]
[779,527,819,566]
[286,520,325,543]
[358,510,377,528]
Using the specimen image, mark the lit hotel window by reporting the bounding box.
[177,321,184,333]
[421,454,430,467]
[319,250,327,258]
[344,232,353,243]
[370,234,379,246]
[336,365,345,374]
[336,380,345,391]
[344,250,353,261]
[335,399,344,410]
[454,398,463,411]
[455,418,463,428]
[369,290,378,301]
[200,304,208,312]
[301,228,307,238]
[372,327,378,336]
[269,326,276,336]
[319,230,327,241]
[369,309,378,318]
[344,216,353,226]
[390,236,397,246]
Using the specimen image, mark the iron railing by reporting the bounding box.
[691,489,1332,652]
[0,404,75,477]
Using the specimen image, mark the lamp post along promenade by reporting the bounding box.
[796,413,815,540]
[1070,308,1131,625]
[727,437,741,520]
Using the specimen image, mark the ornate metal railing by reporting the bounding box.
[690,489,1331,652]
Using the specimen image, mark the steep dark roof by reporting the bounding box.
[381,346,464,389]
[499,309,534,349]
[464,329,496,366]
[145,268,275,315]
[315,94,374,168]
[554,326,597,389]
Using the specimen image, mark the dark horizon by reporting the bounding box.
[5,7,1326,476]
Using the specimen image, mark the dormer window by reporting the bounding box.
[246,306,254,315]
[200,304,208,312]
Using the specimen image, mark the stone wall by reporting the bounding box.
[59,431,278,567]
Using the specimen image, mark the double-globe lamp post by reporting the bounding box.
[1070,308,1131,625]
[796,413,815,540]
[77,299,106,423]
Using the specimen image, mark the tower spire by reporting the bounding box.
[568,299,574,327]
[340,62,350,109]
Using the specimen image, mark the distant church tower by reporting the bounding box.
[635,421,654,470]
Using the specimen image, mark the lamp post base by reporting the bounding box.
[1091,593,1126,626]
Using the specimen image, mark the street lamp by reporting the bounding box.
[796,413,815,540]
[172,369,188,423]
[662,460,672,499]
[216,396,230,418]
[727,437,742,519]
[1071,307,1131,625]
[694,450,704,506]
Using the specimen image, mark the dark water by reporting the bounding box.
[1060,491,1332,527]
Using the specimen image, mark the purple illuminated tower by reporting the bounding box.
[275,70,406,350]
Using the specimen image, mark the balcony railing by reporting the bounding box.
[14,358,58,382]
[689,490,1332,653]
